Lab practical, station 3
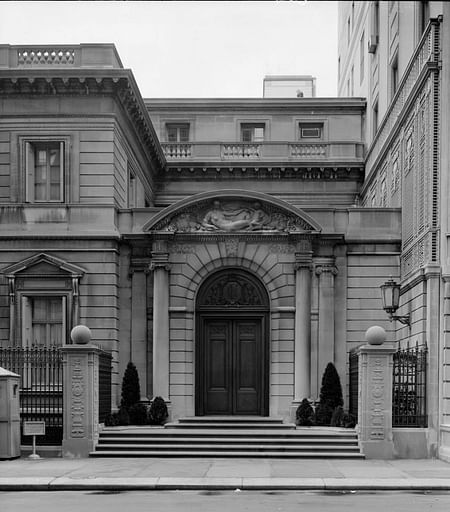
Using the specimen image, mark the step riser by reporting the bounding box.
[90,452,364,459]
[92,421,363,459]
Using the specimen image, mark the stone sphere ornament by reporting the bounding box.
[365,325,387,345]
[71,324,92,345]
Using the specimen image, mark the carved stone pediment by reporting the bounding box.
[152,199,316,234]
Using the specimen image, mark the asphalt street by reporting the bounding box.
[2,490,450,512]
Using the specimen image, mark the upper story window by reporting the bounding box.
[299,123,323,139]
[166,123,190,142]
[241,123,265,143]
[25,141,64,202]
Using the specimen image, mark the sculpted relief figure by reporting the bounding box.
[201,201,251,231]
[164,200,309,233]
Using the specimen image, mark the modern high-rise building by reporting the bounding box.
[338,1,450,460]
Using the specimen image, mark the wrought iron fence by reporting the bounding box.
[98,351,112,423]
[392,342,427,427]
[348,349,359,419]
[0,346,63,445]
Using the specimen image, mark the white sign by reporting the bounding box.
[23,421,46,436]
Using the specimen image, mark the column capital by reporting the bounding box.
[149,252,171,272]
[315,263,338,276]
[294,252,313,271]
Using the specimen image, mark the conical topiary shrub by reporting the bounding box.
[120,361,141,410]
[319,362,344,410]
[295,398,315,426]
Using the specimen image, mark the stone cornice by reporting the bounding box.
[160,165,364,181]
[0,71,166,174]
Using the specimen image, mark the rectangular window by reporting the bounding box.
[22,296,66,348]
[25,141,64,202]
[299,123,323,139]
[241,123,265,142]
[368,1,379,53]
[350,66,354,96]
[391,55,399,98]
[360,31,365,83]
[166,123,190,143]
[373,100,379,136]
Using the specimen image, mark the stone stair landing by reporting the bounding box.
[91,416,364,458]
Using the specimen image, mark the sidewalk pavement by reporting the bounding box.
[1,457,450,491]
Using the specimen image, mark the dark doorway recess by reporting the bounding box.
[196,269,269,416]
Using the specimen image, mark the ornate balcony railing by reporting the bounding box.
[0,44,123,69]
[160,141,363,162]
[222,143,260,159]
[161,143,192,159]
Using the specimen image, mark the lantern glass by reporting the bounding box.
[380,278,400,314]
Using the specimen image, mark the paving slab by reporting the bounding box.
[1,456,450,491]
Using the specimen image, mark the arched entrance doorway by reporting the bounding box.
[196,269,269,416]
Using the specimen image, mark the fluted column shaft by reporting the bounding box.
[294,255,312,400]
[150,249,170,401]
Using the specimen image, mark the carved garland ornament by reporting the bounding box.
[153,199,314,234]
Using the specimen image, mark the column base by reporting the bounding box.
[360,440,394,459]
[62,438,95,458]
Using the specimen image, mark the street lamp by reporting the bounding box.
[380,278,410,326]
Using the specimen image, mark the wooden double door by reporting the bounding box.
[197,314,268,416]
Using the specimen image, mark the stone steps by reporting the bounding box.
[91,417,364,458]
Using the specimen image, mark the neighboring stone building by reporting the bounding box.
[338,1,450,460]
[0,0,449,460]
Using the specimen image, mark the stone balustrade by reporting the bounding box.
[0,44,124,69]
[160,141,363,162]
[161,143,192,159]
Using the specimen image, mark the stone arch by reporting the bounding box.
[143,189,322,233]
[195,266,270,415]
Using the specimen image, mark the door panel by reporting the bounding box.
[205,320,230,414]
[235,320,260,414]
[202,317,262,415]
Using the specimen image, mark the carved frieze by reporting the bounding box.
[153,199,314,234]
[200,273,264,307]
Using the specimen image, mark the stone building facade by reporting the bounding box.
[0,42,403,427]
[338,1,450,459]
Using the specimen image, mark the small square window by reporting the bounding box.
[241,123,265,142]
[25,141,64,202]
[299,123,323,139]
[166,123,190,142]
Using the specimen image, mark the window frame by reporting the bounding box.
[240,123,266,143]
[165,122,191,143]
[298,122,324,140]
[20,293,68,348]
[21,136,69,204]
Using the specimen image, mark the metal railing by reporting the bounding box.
[348,349,359,419]
[392,342,427,428]
[98,351,112,423]
[0,346,63,445]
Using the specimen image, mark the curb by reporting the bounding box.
[1,477,450,492]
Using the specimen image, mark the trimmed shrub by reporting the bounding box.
[330,405,345,427]
[342,412,356,428]
[314,402,333,426]
[319,362,344,410]
[117,405,130,426]
[104,412,120,427]
[129,403,149,425]
[120,362,141,410]
[149,396,169,425]
[296,398,315,426]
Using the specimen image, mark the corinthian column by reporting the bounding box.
[150,243,170,401]
[315,258,338,378]
[294,254,313,401]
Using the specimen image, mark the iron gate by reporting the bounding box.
[0,346,63,445]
